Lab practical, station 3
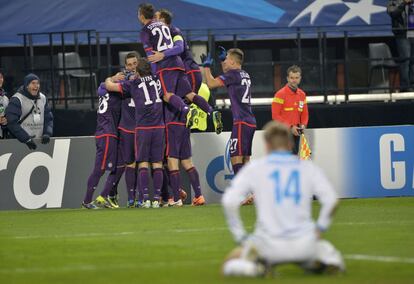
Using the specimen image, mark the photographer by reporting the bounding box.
[5,73,53,150]
[388,0,414,91]
[271,65,308,155]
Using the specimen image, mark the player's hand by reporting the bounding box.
[217,46,227,62]
[41,134,50,144]
[26,138,37,150]
[111,72,125,82]
[148,51,165,63]
[291,125,301,136]
[0,116,7,125]
[200,53,213,67]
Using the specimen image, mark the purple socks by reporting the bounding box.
[169,170,181,202]
[186,167,202,198]
[138,168,150,201]
[233,163,244,176]
[161,168,171,202]
[84,167,105,203]
[108,167,125,197]
[125,167,136,201]
[152,168,163,201]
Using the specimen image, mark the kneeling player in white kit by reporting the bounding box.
[222,121,345,277]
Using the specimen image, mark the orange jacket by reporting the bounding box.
[271,84,309,127]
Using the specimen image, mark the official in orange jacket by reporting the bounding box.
[271,65,309,154]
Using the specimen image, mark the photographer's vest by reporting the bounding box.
[13,92,46,139]
[0,95,9,138]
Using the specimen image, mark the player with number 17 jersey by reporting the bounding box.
[118,75,165,162]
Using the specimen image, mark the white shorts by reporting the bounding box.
[245,233,317,264]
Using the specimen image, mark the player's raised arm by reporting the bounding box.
[104,77,123,93]
[201,54,224,89]
[222,166,253,243]
[310,164,339,233]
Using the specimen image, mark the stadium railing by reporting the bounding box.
[17,25,414,110]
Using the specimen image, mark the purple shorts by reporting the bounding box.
[229,122,256,157]
[135,127,165,163]
[159,69,193,98]
[166,123,192,160]
[118,129,135,165]
[95,135,118,171]
[186,70,202,93]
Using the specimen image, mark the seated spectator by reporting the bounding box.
[5,73,53,150]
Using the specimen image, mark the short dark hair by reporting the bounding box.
[125,52,138,64]
[139,3,155,20]
[287,65,302,76]
[136,57,152,77]
[158,9,173,25]
[228,48,244,65]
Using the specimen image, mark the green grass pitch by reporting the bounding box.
[0,198,413,284]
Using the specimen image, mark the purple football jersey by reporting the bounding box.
[169,25,200,72]
[95,83,122,136]
[121,75,164,127]
[140,20,185,73]
[219,69,256,125]
[118,98,136,131]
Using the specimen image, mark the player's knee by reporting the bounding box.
[163,92,172,102]
[151,162,163,169]
[167,157,179,170]
[313,240,345,272]
[181,159,193,170]
[126,162,136,168]
[138,162,149,169]
[185,92,195,101]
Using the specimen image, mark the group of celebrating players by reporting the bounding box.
[81,3,256,209]
[79,2,346,277]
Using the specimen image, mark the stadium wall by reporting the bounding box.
[0,125,413,210]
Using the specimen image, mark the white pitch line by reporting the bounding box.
[1,254,413,274]
[6,220,414,240]
[11,227,230,240]
[345,254,414,264]
[0,260,220,274]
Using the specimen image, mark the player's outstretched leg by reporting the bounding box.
[82,167,105,209]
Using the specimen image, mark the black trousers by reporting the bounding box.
[292,135,300,155]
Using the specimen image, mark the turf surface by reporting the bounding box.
[0,198,413,284]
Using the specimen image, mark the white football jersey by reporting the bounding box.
[222,151,338,242]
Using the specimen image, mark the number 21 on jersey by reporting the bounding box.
[270,170,301,204]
